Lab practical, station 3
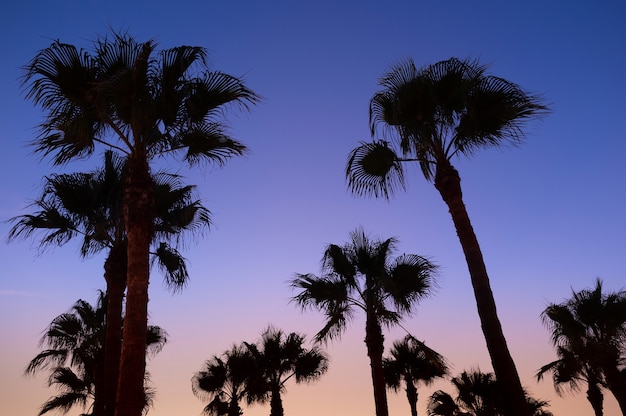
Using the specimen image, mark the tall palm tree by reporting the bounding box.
[26,292,167,416]
[22,31,258,416]
[345,57,548,416]
[8,150,210,416]
[291,227,438,416]
[192,345,257,416]
[427,370,553,416]
[383,335,449,416]
[539,278,626,415]
[244,326,329,416]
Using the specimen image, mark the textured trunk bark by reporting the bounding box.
[115,155,154,416]
[365,307,389,416]
[586,382,604,416]
[93,345,105,416]
[404,379,418,416]
[604,368,626,415]
[228,398,242,416]
[102,242,127,416]
[269,384,284,416]
[434,161,529,416]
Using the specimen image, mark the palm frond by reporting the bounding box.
[38,391,89,416]
[146,325,168,356]
[346,140,405,199]
[385,254,437,312]
[185,71,260,123]
[152,242,189,291]
[170,122,248,166]
[455,75,549,155]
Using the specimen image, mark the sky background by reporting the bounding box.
[1,1,625,415]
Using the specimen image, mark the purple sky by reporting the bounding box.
[2,1,625,415]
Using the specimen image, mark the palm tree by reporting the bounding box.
[427,370,553,416]
[192,345,258,416]
[536,344,604,416]
[383,335,449,416]
[26,292,167,416]
[8,150,210,416]
[22,31,258,416]
[291,227,437,416]
[244,326,329,416]
[345,57,548,416]
[539,278,626,415]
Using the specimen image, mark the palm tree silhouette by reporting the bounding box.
[8,150,210,416]
[22,31,258,416]
[536,344,604,416]
[383,335,449,416]
[427,369,553,416]
[345,57,548,416]
[244,326,328,416]
[538,278,626,415]
[192,344,257,416]
[26,292,167,416]
[291,227,437,416]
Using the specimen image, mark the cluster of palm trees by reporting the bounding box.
[427,369,553,416]
[537,279,626,416]
[9,150,211,416]
[345,57,549,416]
[14,29,623,416]
[14,31,258,416]
[24,292,167,416]
[25,273,626,416]
[291,227,438,416]
[192,327,328,416]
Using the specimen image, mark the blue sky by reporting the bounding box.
[1,1,625,415]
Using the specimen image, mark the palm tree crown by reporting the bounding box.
[291,227,437,416]
[383,335,449,416]
[192,345,257,416]
[22,33,259,165]
[244,326,328,416]
[347,57,548,197]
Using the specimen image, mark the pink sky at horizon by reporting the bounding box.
[2,1,625,415]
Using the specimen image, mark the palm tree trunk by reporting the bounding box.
[102,242,127,416]
[270,384,284,416]
[115,155,154,416]
[365,308,389,416]
[93,340,106,416]
[434,161,530,416]
[603,368,626,415]
[586,382,604,416]
[404,380,418,416]
[228,398,242,416]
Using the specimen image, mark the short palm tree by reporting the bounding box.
[427,370,553,416]
[192,345,257,416]
[22,31,258,416]
[291,227,437,416]
[26,292,167,416]
[8,150,210,416]
[383,335,449,416]
[536,344,604,416]
[539,278,626,415]
[345,57,548,416]
[244,326,329,416]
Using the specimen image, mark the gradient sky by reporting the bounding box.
[1,1,625,416]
